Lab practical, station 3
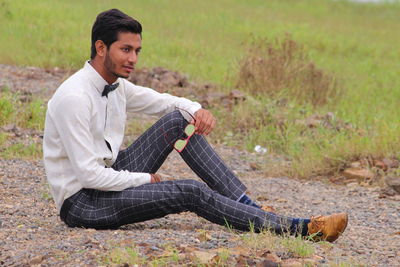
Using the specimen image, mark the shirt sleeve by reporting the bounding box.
[51,94,151,190]
[123,79,202,121]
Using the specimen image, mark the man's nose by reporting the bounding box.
[128,52,138,64]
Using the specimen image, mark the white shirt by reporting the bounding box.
[43,61,201,212]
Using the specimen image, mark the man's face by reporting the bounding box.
[103,32,142,80]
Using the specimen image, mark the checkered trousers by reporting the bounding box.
[60,110,294,233]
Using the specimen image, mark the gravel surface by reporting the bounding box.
[1,152,399,266]
[1,64,399,266]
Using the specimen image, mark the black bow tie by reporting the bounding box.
[102,83,119,97]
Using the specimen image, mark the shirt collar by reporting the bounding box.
[83,61,120,95]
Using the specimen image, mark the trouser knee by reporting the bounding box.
[176,180,208,206]
[157,110,188,143]
[162,110,188,128]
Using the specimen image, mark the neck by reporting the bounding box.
[90,58,117,84]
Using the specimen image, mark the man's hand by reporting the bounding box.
[150,173,161,183]
[192,109,216,136]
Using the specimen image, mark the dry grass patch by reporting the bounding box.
[236,35,342,107]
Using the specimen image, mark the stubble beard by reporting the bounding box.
[104,51,129,79]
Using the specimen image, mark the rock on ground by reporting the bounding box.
[1,147,399,266]
[1,64,399,266]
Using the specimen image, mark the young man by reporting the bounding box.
[43,9,348,242]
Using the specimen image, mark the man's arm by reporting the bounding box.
[124,80,217,135]
[123,80,201,121]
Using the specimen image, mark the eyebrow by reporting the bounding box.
[122,44,141,51]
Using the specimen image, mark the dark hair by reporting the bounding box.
[91,9,142,59]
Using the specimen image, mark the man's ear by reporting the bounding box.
[95,40,107,57]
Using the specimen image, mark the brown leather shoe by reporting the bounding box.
[307,213,348,242]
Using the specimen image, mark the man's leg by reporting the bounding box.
[109,110,308,233]
[112,110,246,200]
[62,179,295,234]
[62,110,347,240]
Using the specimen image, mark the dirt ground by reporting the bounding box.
[0,64,399,266]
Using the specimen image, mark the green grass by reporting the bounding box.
[0,90,45,159]
[240,228,315,259]
[21,99,47,130]
[2,0,399,84]
[0,90,45,130]
[0,142,42,160]
[0,90,15,125]
[101,231,316,266]
[0,132,8,147]
[281,236,315,258]
[1,0,399,177]
[103,244,144,266]
[101,243,183,266]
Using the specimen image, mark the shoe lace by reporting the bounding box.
[310,215,325,236]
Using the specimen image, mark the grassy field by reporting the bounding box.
[1,0,399,177]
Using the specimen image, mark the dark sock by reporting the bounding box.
[290,218,311,236]
[238,194,261,208]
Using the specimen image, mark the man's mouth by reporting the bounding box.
[123,66,134,73]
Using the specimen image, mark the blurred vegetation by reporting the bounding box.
[0,89,44,159]
[236,36,342,107]
[0,89,45,130]
[0,0,399,177]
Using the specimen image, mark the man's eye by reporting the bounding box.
[122,48,129,52]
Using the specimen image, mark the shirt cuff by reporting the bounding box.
[143,173,152,184]
[180,104,202,122]
[130,173,152,187]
